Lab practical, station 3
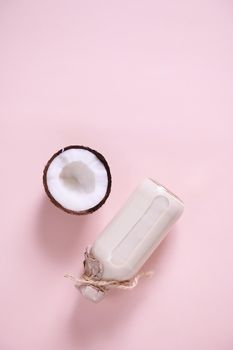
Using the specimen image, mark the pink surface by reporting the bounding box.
[1,0,233,349]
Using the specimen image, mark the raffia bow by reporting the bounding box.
[65,247,153,292]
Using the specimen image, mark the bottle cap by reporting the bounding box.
[78,285,105,303]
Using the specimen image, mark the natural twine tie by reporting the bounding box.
[65,247,153,292]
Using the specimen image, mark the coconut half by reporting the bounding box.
[43,145,112,215]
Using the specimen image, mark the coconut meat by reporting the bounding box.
[46,148,109,212]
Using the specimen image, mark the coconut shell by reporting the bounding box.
[43,145,112,215]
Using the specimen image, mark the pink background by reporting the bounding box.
[1,0,233,349]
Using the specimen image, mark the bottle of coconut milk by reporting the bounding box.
[69,178,184,302]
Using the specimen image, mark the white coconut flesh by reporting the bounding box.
[46,148,109,212]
